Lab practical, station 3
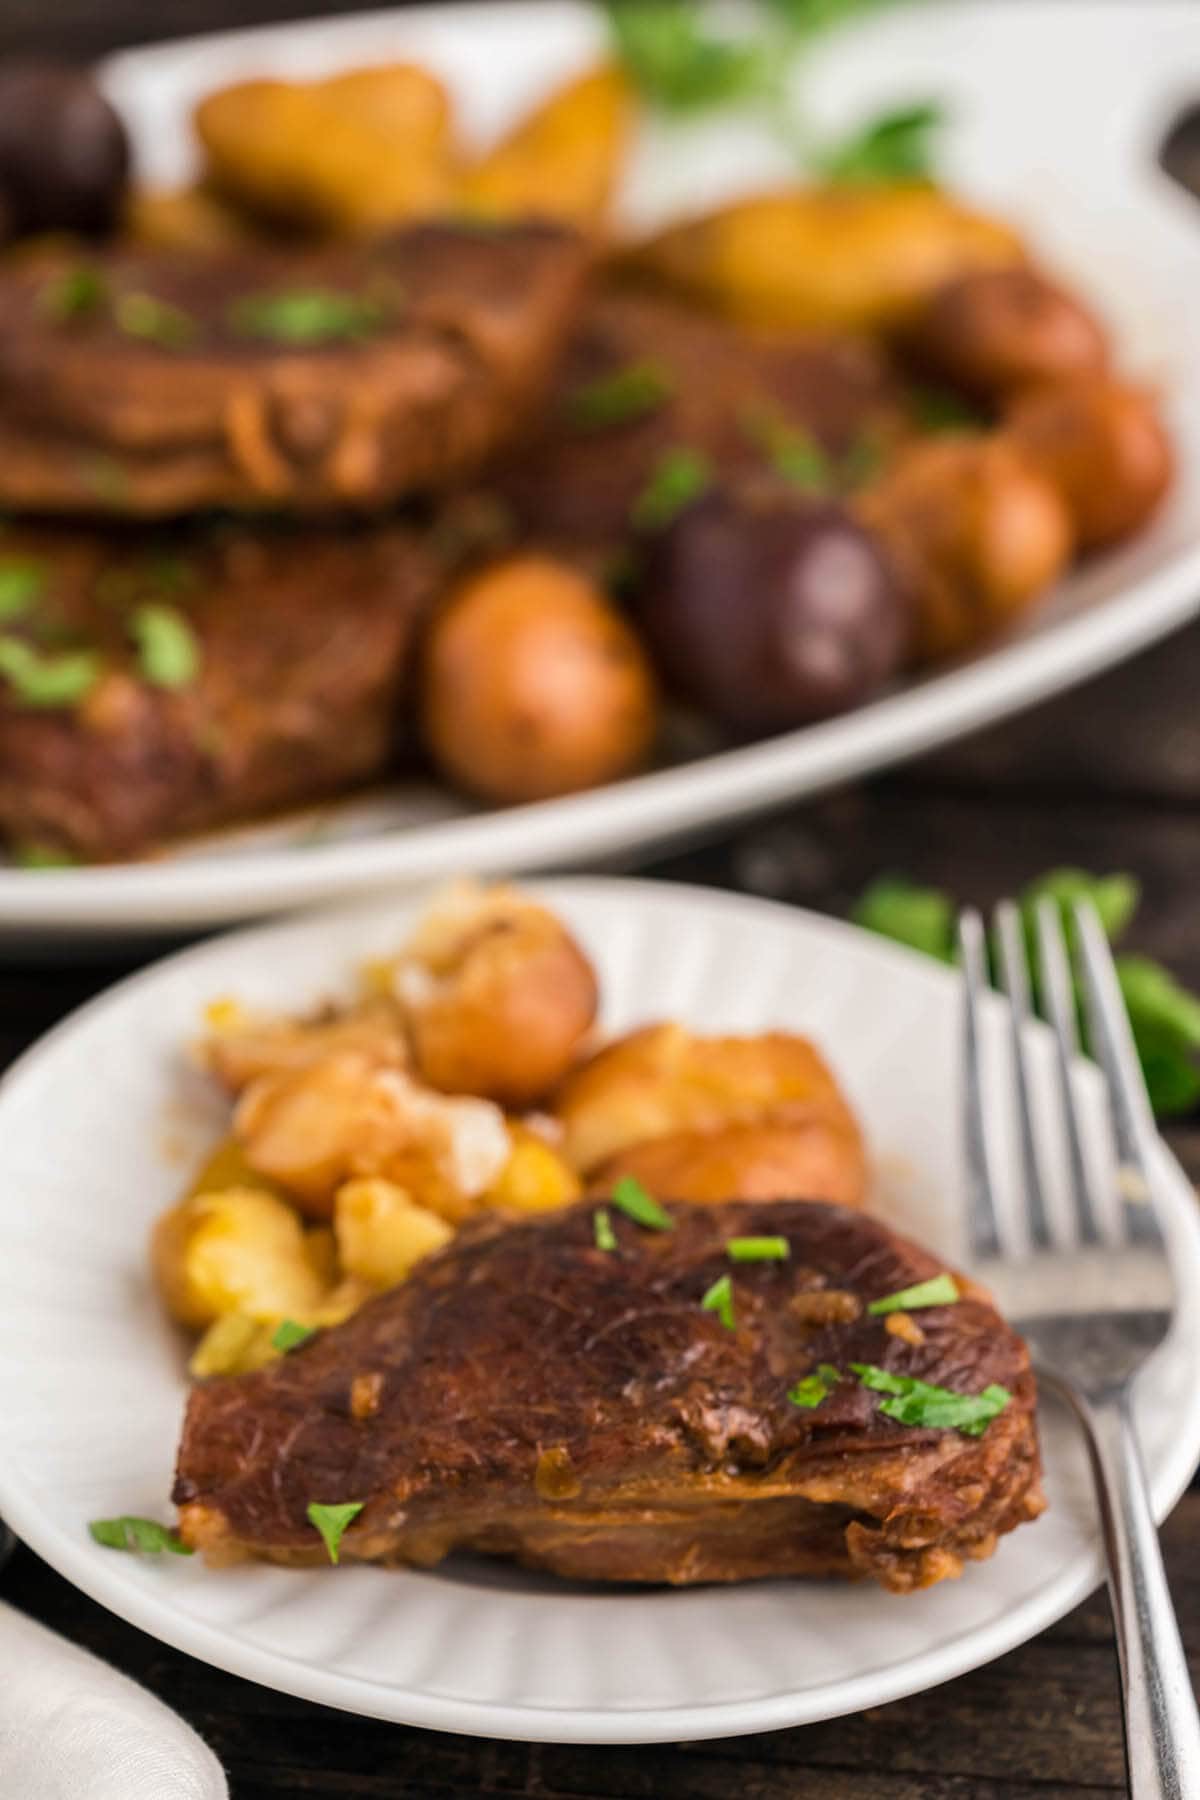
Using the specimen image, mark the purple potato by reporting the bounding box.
[0,62,130,237]
[637,489,908,735]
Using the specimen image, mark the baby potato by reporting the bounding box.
[900,266,1108,399]
[387,882,598,1106]
[421,555,659,805]
[200,995,407,1095]
[235,1052,511,1221]
[857,434,1073,661]
[458,63,633,230]
[334,1177,454,1288]
[122,183,266,253]
[622,186,1026,334]
[188,1311,281,1379]
[195,64,456,234]
[590,1114,866,1210]
[554,1023,862,1176]
[1005,375,1173,549]
[488,1123,583,1212]
[151,1186,324,1331]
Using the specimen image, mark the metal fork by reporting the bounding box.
[960,896,1200,1800]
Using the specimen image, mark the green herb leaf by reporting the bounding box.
[271,1319,315,1352]
[610,1175,675,1232]
[727,1235,790,1262]
[593,1206,618,1252]
[701,1272,736,1329]
[762,0,897,37]
[0,559,44,621]
[814,101,945,186]
[89,1515,193,1555]
[40,266,108,322]
[867,1273,959,1315]
[852,875,956,962]
[11,841,76,869]
[788,1361,842,1407]
[567,360,674,430]
[115,292,198,348]
[840,430,886,487]
[744,411,833,491]
[130,603,200,690]
[851,1363,1011,1436]
[0,636,102,708]
[306,1500,364,1565]
[606,0,771,112]
[910,385,983,435]
[229,288,389,346]
[631,447,712,531]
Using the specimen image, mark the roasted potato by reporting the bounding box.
[234,1052,511,1221]
[623,186,1025,334]
[589,1115,866,1210]
[421,555,659,805]
[188,1310,282,1379]
[458,63,633,230]
[381,882,598,1106]
[1005,375,1173,549]
[899,266,1108,400]
[857,434,1073,661]
[200,994,407,1095]
[151,1186,324,1331]
[488,1122,583,1212]
[554,1023,863,1180]
[195,64,456,234]
[123,183,267,253]
[334,1177,454,1288]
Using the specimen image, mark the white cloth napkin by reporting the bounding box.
[0,1599,228,1800]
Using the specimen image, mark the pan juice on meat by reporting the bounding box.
[174,1198,1043,1592]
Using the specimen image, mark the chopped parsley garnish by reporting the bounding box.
[788,1362,841,1408]
[228,288,389,346]
[271,1319,315,1352]
[593,1206,618,1252]
[851,1364,1011,1436]
[867,1274,959,1315]
[631,447,712,531]
[0,637,101,708]
[306,1499,364,1565]
[89,1515,193,1555]
[813,101,946,187]
[700,1272,736,1330]
[840,431,886,488]
[115,292,198,349]
[727,1235,790,1262]
[605,0,770,112]
[610,1175,674,1232]
[0,559,44,621]
[744,411,833,491]
[131,603,200,690]
[567,360,675,430]
[40,266,108,322]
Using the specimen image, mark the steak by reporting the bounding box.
[487,285,909,566]
[0,520,440,860]
[0,222,588,515]
[174,1199,1043,1592]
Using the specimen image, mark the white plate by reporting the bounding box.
[0,0,1198,939]
[0,875,1197,1742]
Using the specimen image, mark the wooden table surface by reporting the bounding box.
[4,3,1200,1795]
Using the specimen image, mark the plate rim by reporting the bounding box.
[1,873,1198,1743]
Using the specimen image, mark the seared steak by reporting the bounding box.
[0,222,587,515]
[0,521,440,860]
[174,1199,1043,1591]
[488,285,909,564]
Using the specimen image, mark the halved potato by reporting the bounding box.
[151,1186,324,1331]
[458,63,633,230]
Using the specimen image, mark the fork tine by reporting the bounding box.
[994,901,1052,1249]
[1073,899,1162,1245]
[1034,896,1103,1246]
[958,908,1002,1259]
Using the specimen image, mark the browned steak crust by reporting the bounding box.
[174,1199,1043,1592]
[0,521,441,859]
[0,222,587,515]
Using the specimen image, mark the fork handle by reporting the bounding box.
[1071,1385,1200,1799]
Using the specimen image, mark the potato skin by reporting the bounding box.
[857,435,1073,661]
[589,1115,866,1210]
[623,186,1025,333]
[1005,375,1173,550]
[396,889,599,1107]
[458,64,633,230]
[421,555,658,804]
[554,1022,862,1176]
[900,267,1108,399]
[151,1187,323,1330]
